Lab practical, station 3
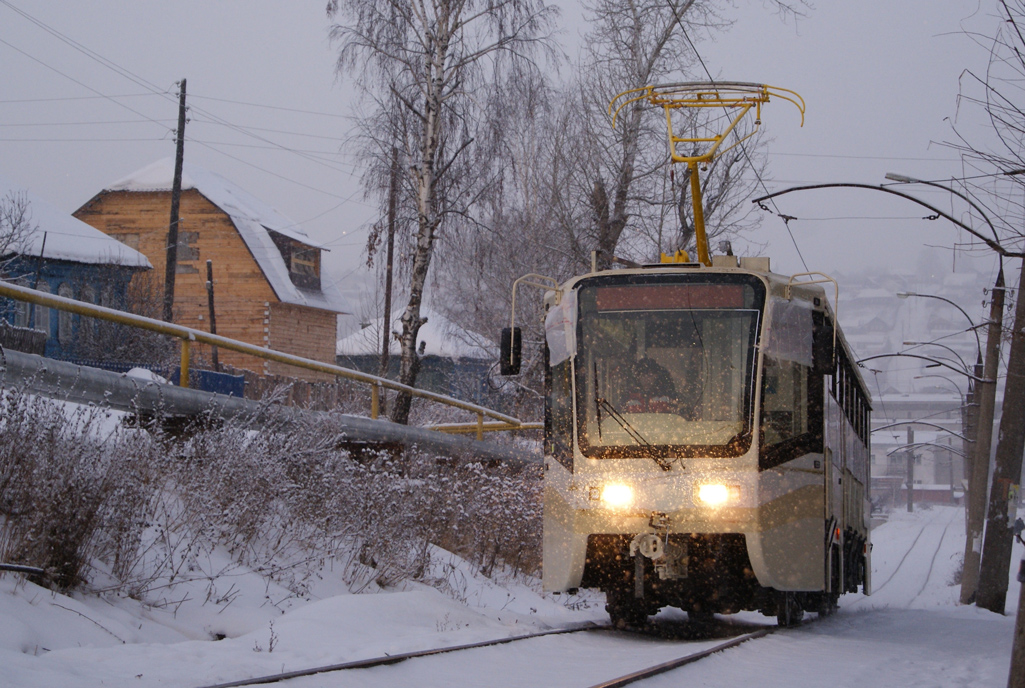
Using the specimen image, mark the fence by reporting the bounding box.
[0,280,538,439]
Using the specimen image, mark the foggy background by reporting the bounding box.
[0,0,1006,327]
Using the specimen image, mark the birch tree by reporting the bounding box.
[327,0,557,423]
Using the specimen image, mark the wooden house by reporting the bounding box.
[0,172,152,359]
[336,308,496,404]
[74,159,348,380]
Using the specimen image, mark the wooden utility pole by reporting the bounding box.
[205,259,219,371]
[163,78,187,323]
[977,259,1025,614]
[378,146,399,381]
[962,269,1005,604]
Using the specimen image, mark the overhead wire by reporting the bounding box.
[0,36,175,135]
[0,0,359,199]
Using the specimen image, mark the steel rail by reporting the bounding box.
[584,627,775,688]
[190,617,786,688]
[0,279,523,433]
[191,623,603,688]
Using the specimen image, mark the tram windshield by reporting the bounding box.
[576,277,763,459]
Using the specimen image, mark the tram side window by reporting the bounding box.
[760,353,824,470]
[761,355,809,447]
[546,354,574,471]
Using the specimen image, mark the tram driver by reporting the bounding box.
[624,353,703,419]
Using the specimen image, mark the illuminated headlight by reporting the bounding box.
[600,483,634,509]
[697,484,739,507]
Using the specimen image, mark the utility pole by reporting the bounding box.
[163,78,187,323]
[205,259,219,371]
[906,427,915,513]
[1010,543,1025,688]
[977,260,1025,614]
[378,146,398,381]
[962,270,1006,605]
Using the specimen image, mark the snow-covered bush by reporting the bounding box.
[0,386,542,601]
[0,388,158,589]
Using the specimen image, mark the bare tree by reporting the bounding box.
[570,0,804,269]
[944,0,1025,621]
[327,0,558,423]
[0,191,36,276]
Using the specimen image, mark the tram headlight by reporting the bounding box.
[697,483,738,507]
[600,483,634,509]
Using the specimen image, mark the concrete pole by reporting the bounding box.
[962,269,1005,605]
[978,260,1025,614]
[907,427,915,513]
[1009,555,1025,688]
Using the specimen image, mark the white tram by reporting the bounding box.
[503,256,871,626]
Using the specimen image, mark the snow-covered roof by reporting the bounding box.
[105,159,346,313]
[336,308,492,359]
[0,173,151,268]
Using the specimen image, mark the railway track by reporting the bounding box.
[194,616,782,688]
[850,507,959,609]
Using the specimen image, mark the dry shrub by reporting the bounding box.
[0,385,542,601]
[0,387,157,589]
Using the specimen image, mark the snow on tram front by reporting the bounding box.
[501,256,872,627]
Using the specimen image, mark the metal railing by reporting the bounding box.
[0,280,531,439]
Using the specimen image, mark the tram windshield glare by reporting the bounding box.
[575,278,763,459]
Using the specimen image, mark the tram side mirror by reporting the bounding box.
[500,327,522,376]
[812,311,834,376]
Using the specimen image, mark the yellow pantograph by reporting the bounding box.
[610,82,805,266]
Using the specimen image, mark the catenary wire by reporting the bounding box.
[665,0,810,272]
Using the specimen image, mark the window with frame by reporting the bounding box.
[32,282,50,335]
[57,283,74,346]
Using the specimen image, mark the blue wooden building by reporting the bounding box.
[0,173,152,359]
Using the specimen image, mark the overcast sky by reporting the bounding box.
[0,0,1007,314]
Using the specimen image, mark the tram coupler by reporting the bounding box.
[629,513,689,581]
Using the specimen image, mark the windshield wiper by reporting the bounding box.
[595,396,672,472]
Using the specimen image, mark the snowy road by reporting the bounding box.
[1,505,1021,688]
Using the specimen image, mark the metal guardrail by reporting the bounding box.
[0,280,531,439]
[0,347,541,464]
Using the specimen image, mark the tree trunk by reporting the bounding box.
[390,40,446,424]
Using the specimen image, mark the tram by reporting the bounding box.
[500,83,871,626]
[503,257,871,626]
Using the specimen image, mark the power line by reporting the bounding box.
[0,1,357,187]
[0,137,170,143]
[189,93,352,119]
[189,117,349,142]
[0,37,176,135]
[0,119,176,127]
[0,93,159,104]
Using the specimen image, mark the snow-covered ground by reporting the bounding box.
[1,504,1020,687]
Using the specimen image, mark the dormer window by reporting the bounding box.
[267,229,321,290]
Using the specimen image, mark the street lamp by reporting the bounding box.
[885,172,1009,608]
[896,292,983,366]
[885,172,1002,253]
[902,341,972,377]
[913,374,964,398]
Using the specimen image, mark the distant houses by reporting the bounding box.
[0,173,152,359]
[74,159,348,380]
[336,308,495,403]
